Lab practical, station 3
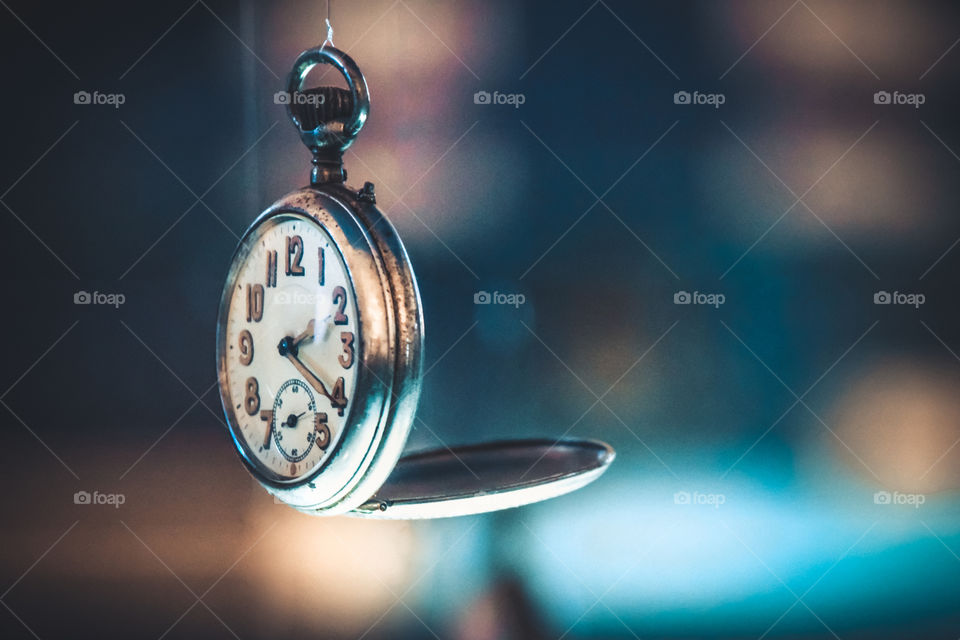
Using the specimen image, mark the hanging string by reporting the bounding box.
[321,0,335,50]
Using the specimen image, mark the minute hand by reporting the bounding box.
[284,351,344,410]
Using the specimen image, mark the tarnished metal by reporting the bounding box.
[285,46,370,185]
[217,184,423,515]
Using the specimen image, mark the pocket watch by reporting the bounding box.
[216,45,614,518]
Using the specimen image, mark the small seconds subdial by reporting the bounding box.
[269,379,331,462]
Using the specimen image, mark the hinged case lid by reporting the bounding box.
[353,439,615,519]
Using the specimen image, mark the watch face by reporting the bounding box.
[218,212,359,482]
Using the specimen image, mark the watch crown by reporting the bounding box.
[357,181,376,203]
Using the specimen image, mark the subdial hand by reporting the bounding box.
[282,411,306,428]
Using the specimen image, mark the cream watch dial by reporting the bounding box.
[221,213,359,481]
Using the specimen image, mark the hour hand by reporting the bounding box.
[292,318,315,348]
[297,314,335,346]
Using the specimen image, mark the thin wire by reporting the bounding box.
[321,0,335,49]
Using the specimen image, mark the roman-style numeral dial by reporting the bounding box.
[221,214,359,481]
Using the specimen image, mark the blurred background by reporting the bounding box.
[2,0,960,638]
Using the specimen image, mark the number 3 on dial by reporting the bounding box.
[339,332,354,369]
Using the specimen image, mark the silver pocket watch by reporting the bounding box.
[216,45,614,518]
